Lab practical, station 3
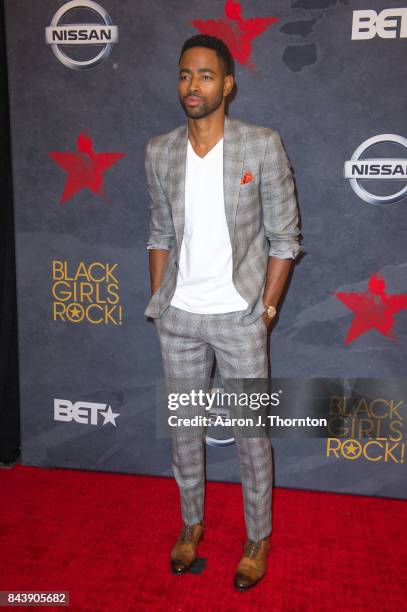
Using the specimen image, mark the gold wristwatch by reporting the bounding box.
[263,303,277,319]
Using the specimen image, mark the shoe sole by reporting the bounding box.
[233,572,265,592]
[171,565,188,575]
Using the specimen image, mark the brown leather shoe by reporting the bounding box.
[170,520,204,574]
[233,536,270,591]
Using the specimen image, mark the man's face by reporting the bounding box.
[178,46,233,120]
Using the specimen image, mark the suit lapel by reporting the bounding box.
[223,114,247,246]
[168,114,246,255]
[167,122,188,257]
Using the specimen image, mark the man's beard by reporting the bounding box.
[180,90,224,119]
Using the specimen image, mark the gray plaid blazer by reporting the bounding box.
[144,114,303,325]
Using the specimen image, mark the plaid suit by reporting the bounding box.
[144,114,302,540]
[144,114,302,322]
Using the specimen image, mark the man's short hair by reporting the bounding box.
[179,34,233,76]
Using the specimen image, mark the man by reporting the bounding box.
[144,34,302,591]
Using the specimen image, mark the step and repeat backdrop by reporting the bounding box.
[4,0,407,498]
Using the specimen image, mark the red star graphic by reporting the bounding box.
[49,132,126,204]
[192,0,279,69]
[336,273,407,345]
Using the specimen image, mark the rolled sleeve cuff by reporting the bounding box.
[146,240,172,251]
[268,242,304,260]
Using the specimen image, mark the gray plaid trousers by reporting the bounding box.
[155,304,273,541]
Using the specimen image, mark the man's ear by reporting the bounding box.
[224,74,234,97]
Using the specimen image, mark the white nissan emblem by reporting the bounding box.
[45,0,118,70]
[344,134,407,205]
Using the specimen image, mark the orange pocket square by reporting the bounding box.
[240,171,254,185]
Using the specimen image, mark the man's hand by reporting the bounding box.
[261,256,294,330]
[148,248,170,294]
[261,312,275,329]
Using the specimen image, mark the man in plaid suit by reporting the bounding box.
[144,34,302,591]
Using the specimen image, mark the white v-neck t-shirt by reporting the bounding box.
[170,137,248,314]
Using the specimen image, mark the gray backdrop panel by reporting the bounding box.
[4,0,407,498]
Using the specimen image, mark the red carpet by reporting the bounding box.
[0,464,406,611]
